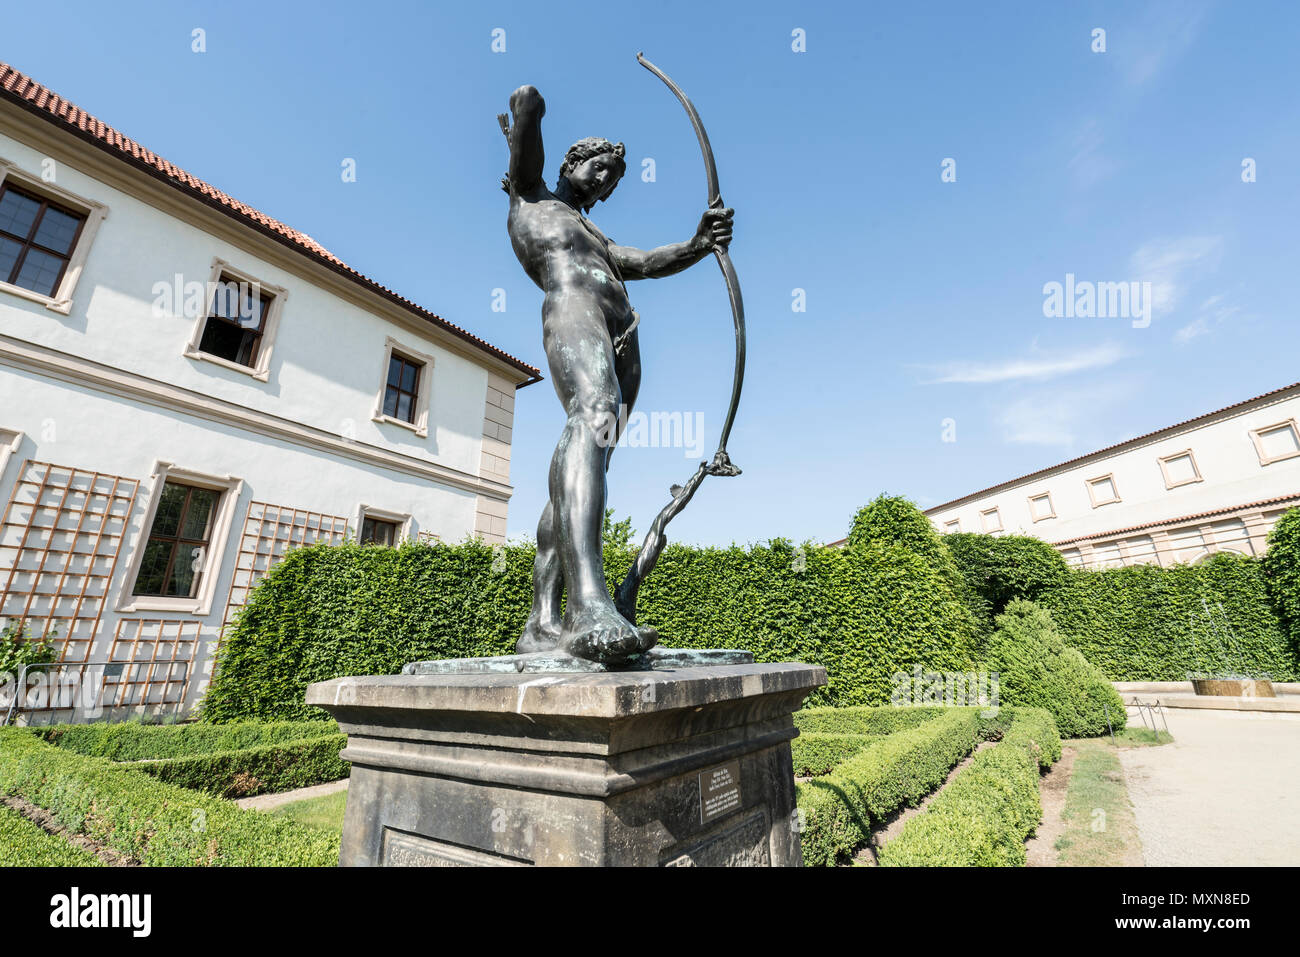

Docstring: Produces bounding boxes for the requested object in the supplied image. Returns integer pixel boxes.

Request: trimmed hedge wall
[986,601,1126,737]
[129,734,349,798]
[1264,508,1300,660]
[795,707,985,866]
[37,719,338,762]
[793,705,945,735]
[0,730,339,866]
[878,706,1060,866]
[203,530,981,721]
[945,532,1069,624]
[1040,553,1296,680]
[0,801,103,867]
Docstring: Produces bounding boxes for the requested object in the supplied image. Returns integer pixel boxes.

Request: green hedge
[795,707,985,866]
[1040,553,1296,680]
[986,601,1126,737]
[945,532,1070,625]
[0,730,339,866]
[794,705,944,735]
[878,707,1060,867]
[1264,508,1300,661]
[790,733,878,777]
[0,801,103,867]
[129,734,349,798]
[203,523,981,721]
[37,719,338,761]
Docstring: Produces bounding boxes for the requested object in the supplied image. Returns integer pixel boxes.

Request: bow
[637,52,745,478]
[614,53,746,623]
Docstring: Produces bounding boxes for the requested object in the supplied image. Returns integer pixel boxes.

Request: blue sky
[7,0,1299,546]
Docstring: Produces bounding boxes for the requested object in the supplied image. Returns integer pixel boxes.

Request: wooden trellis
[102,617,199,706]
[0,459,138,662]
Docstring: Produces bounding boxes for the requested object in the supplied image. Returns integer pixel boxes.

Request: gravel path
[235,778,348,811]
[1119,711,1300,866]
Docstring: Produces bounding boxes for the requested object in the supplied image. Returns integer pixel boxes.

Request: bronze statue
[500,55,742,666]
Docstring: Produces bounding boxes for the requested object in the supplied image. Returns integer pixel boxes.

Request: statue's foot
[562,603,659,665]
[516,617,561,654]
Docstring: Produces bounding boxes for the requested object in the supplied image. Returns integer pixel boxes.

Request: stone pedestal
[305,661,825,866]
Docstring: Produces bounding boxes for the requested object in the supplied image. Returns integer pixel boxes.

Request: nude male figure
[502,84,734,664]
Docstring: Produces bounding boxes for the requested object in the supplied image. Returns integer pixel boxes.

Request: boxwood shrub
[128,734,349,798]
[0,801,103,867]
[0,729,339,866]
[878,706,1060,867]
[36,719,338,761]
[790,733,878,777]
[985,601,1126,738]
[796,707,985,866]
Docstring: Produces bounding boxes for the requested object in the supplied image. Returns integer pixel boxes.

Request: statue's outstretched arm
[609,207,733,280]
[506,85,546,192]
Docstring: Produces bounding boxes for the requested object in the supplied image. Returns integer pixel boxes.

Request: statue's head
[559,137,626,210]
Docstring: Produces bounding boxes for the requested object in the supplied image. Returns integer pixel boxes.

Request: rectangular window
[980,507,1003,532]
[0,182,87,298]
[943,519,961,533]
[1158,450,1202,489]
[1087,474,1120,507]
[197,276,271,368]
[360,516,399,546]
[383,352,423,424]
[132,481,221,598]
[1252,420,1300,466]
[1028,492,1055,522]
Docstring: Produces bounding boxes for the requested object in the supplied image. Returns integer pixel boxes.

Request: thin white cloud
[922,343,1129,385]
[997,382,1134,447]
[1125,2,1211,86]
[1129,235,1223,314]
[1175,293,1241,344]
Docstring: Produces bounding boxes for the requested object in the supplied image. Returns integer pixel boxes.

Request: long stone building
[924,381,1300,568]
[0,63,540,722]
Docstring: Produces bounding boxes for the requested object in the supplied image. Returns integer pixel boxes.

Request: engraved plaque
[699,758,742,824]
[382,828,531,866]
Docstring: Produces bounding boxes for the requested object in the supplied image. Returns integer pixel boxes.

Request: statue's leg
[545,297,657,664]
[516,499,562,652]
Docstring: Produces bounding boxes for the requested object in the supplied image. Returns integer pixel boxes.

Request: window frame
[183,258,288,382]
[1157,449,1203,490]
[980,506,1003,533]
[116,462,243,616]
[0,427,21,482]
[354,504,413,546]
[1086,473,1121,508]
[942,519,961,534]
[372,337,435,437]
[0,159,108,315]
[1027,491,1056,523]
[1250,419,1300,467]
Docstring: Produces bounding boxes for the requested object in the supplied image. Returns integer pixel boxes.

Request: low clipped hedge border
[793,705,945,736]
[790,733,878,777]
[0,801,103,867]
[795,707,986,866]
[130,733,349,798]
[0,730,339,866]
[879,707,1061,867]
[36,719,338,762]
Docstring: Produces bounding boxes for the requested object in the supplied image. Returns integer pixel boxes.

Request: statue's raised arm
[504,85,546,194]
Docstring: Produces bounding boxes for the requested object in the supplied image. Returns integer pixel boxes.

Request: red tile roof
[1050,492,1300,547]
[924,380,1300,514]
[0,62,541,384]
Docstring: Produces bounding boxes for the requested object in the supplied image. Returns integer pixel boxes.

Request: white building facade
[0,64,540,721]
[925,383,1300,569]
